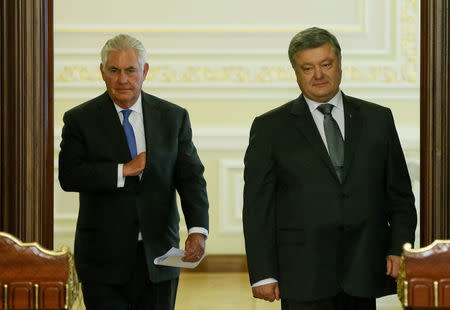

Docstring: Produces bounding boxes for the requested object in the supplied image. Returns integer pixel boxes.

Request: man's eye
[322,63,331,67]
[303,67,312,72]
[127,68,136,73]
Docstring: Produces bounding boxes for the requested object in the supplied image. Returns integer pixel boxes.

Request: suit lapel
[341,93,362,183]
[96,92,131,162]
[141,92,161,174]
[291,95,338,181]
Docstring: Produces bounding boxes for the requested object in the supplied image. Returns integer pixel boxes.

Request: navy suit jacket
[59,91,209,284]
[243,93,416,301]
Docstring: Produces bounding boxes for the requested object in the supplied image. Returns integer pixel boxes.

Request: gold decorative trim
[434,281,439,307]
[397,253,407,308]
[398,241,450,308]
[0,232,68,256]
[4,284,8,310]
[0,233,80,309]
[65,284,69,310]
[404,281,408,307]
[402,240,450,253]
[34,284,39,309]
[66,251,80,310]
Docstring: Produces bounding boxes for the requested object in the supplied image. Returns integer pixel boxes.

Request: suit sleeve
[243,117,278,284]
[58,110,125,193]
[385,109,417,255]
[174,110,209,231]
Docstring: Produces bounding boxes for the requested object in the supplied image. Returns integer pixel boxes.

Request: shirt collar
[304,90,343,113]
[113,93,143,115]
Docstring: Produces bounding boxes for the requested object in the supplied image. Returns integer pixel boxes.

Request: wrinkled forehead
[105,49,141,67]
[294,44,339,64]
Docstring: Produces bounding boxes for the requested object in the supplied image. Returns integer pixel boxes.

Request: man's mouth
[313,82,328,87]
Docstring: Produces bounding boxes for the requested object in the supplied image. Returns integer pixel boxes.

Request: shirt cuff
[188,227,209,239]
[252,278,278,287]
[117,164,125,188]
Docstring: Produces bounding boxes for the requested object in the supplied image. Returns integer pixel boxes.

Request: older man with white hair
[59,34,209,310]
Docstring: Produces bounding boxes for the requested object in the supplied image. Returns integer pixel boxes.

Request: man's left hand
[386,255,401,278]
[182,233,206,262]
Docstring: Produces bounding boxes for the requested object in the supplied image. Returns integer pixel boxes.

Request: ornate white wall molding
[55,0,371,34]
[219,159,245,234]
[54,0,418,102]
[54,23,368,33]
[54,63,417,85]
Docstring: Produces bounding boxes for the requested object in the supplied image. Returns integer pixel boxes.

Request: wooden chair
[0,232,81,310]
[398,240,450,309]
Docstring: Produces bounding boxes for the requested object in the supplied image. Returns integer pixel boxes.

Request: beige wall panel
[54,3,419,307]
[55,0,364,27]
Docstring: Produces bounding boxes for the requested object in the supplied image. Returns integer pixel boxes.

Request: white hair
[100,34,147,68]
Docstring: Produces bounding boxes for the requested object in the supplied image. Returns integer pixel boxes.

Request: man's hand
[182,233,206,262]
[252,282,280,302]
[386,255,401,278]
[123,152,146,177]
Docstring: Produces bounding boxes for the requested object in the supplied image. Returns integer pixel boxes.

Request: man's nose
[118,71,127,83]
[313,67,323,79]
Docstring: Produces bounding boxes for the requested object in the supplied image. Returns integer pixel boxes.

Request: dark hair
[288,27,341,67]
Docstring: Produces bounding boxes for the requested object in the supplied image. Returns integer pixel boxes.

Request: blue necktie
[121,109,137,159]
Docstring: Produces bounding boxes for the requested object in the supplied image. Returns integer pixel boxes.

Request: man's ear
[100,63,106,81]
[143,63,149,78]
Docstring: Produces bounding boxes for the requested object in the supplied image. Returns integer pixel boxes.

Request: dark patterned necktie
[317,104,344,182]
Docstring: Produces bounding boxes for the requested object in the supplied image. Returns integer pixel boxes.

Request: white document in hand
[153,247,205,269]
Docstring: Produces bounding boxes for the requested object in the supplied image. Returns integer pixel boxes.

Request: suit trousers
[81,242,178,310]
[281,291,376,310]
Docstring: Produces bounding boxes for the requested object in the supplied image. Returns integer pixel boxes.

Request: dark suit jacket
[243,93,416,302]
[58,91,209,284]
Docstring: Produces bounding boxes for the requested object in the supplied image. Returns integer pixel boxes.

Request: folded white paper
[154,247,205,269]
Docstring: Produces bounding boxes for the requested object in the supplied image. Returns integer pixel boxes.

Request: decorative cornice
[53,0,369,35]
[55,63,418,86]
[53,1,418,88]
[54,23,366,33]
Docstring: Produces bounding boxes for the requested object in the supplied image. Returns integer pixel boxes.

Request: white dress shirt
[252,91,344,287]
[115,95,146,186]
[113,95,208,240]
[305,90,345,149]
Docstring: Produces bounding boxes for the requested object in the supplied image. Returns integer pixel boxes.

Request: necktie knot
[122,109,132,119]
[317,103,334,115]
